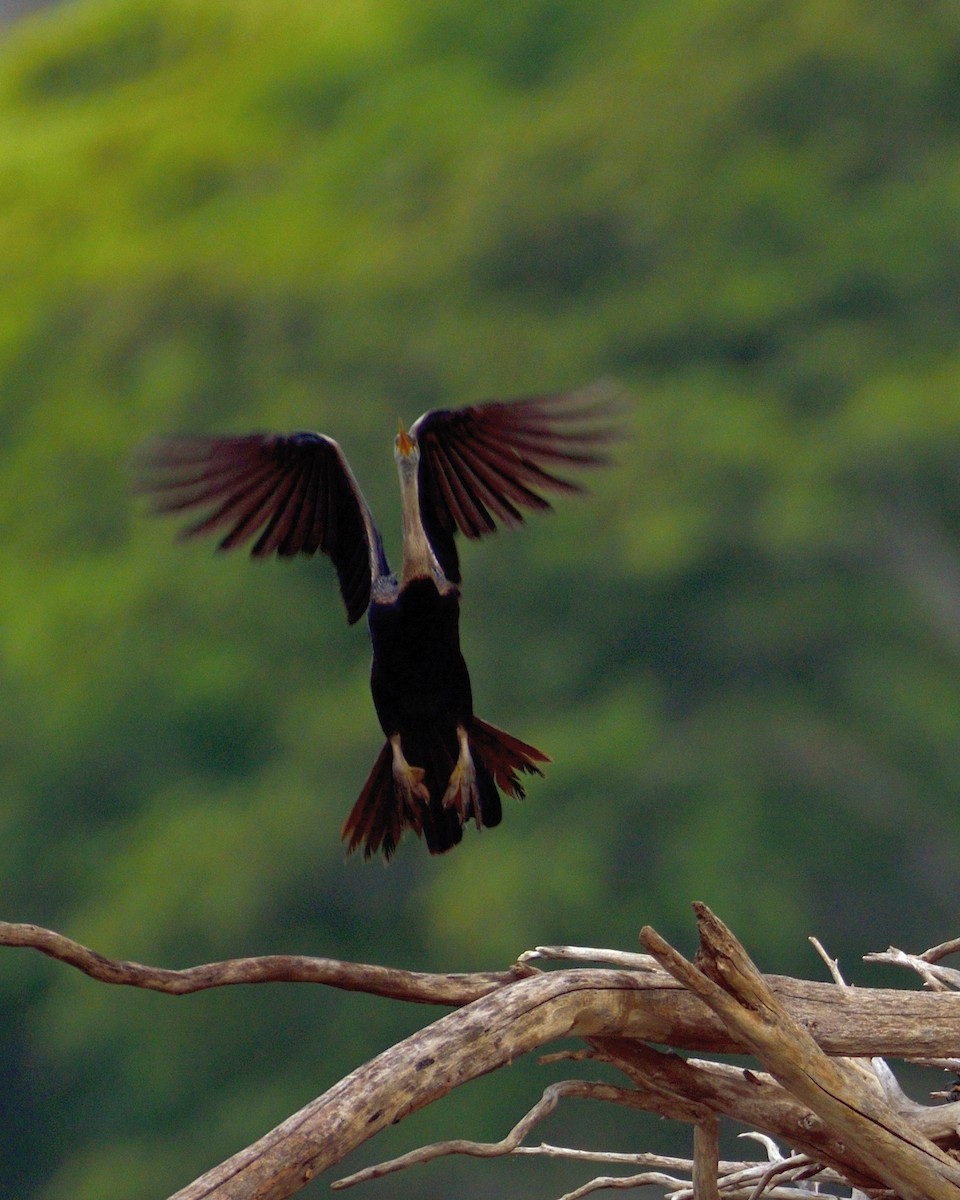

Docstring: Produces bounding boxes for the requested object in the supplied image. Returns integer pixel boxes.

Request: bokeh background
[3,0,960,1196]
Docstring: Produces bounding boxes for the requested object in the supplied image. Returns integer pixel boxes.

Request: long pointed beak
[396,419,415,457]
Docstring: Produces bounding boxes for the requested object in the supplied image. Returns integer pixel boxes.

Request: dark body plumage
[369,579,474,768]
[366,577,500,854]
[138,389,613,859]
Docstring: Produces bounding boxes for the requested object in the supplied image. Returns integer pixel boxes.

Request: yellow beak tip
[396,421,415,456]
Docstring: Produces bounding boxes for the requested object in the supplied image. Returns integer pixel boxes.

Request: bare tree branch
[521,945,663,971]
[332,1080,648,1190]
[586,1040,879,1186]
[8,907,960,1200]
[0,920,534,1004]
[641,904,960,1200]
[559,1171,688,1198]
[560,1171,689,1198]
[167,969,687,1200]
[8,918,960,1055]
[808,935,847,986]
[864,945,960,992]
[923,937,960,964]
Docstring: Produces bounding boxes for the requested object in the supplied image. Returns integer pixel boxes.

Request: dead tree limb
[642,905,960,1200]
[7,906,960,1199]
[0,920,534,1003]
[7,918,960,1054]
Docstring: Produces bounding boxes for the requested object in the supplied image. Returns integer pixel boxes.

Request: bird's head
[394,420,419,478]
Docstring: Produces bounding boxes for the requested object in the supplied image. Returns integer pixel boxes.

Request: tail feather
[469,717,550,799]
[342,719,549,860]
[340,742,408,860]
[341,740,463,860]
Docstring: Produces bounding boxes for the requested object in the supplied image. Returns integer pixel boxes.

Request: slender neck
[397,457,438,585]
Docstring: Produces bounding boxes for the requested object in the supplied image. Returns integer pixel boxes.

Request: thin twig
[744,1155,820,1200]
[809,936,847,986]
[923,938,960,964]
[513,1147,704,1169]
[559,1172,690,1199]
[515,1145,850,1200]
[737,1132,784,1162]
[332,1080,647,1189]
[539,1047,597,1065]
[864,946,960,991]
[521,945,662,972]
[810,935,906,1116]
[670,1151,839,1200]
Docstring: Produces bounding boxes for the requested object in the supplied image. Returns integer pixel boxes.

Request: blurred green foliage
[3,0,960,1195]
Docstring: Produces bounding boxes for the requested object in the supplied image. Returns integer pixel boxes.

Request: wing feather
[427,439,476,535]
[278,448,319,556]
[435,439,498,535]
[410,387,618,581]
[137,432,386,624]
[251,468,306,556]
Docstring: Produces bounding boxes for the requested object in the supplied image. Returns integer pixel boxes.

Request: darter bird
[139,389,614,859]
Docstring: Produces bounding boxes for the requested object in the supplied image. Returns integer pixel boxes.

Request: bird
[138,388,615,859]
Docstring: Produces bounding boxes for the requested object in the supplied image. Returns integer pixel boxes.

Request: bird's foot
[390,735,430,816]
[442,728,483,829]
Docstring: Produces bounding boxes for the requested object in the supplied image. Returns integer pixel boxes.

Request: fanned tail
[341,739,463,860]
[468,717,550,798]
[342,720,549,860]
[340,742,410,861]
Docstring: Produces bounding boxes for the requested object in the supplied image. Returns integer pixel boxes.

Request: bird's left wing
[137,432,387,624]
[410,388,617,583]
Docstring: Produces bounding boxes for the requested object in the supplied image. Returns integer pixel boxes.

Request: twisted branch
[7,908,960,1200]
[0,920,533,1004]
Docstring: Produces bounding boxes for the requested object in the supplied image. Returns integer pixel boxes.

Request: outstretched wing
[410,387,617,583]
[137,432,387,624]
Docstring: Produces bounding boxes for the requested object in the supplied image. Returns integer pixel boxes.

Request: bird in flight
[139,389,615,859]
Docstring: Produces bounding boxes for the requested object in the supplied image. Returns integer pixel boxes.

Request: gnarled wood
[643,905,960,1200]
[6,908,960,1199]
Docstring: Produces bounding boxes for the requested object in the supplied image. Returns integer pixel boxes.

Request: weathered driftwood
[4,906,960,1200]
[643,906,960,1200]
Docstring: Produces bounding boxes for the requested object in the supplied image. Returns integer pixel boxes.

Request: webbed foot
[390,734,429,815]
[442,725,483,828]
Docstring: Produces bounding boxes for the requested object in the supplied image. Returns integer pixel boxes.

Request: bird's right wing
[410,387,617,583]
[137,432,387,624]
